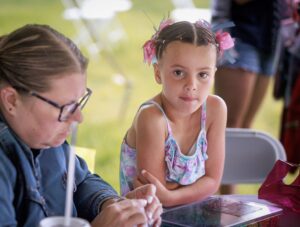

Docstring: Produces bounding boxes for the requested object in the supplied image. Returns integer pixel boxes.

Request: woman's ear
[153,63,162,84]
[0,87,18,115]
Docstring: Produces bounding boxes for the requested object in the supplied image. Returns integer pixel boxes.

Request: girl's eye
[173,70,184,78]
[199,72,209,79]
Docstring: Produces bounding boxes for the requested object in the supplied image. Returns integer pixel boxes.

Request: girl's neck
[158,93,199,124]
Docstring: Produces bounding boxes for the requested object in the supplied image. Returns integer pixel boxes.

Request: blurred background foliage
[0,0,283,193]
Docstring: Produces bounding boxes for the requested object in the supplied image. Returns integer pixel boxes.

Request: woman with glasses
[0,24,162,227]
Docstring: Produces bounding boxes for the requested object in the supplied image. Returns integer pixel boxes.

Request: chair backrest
[222,128,287,185]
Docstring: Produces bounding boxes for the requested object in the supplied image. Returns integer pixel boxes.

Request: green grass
[0,0,284,194]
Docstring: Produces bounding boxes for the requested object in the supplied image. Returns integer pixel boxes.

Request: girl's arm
[140,96,227,207]
[134,104,170,189]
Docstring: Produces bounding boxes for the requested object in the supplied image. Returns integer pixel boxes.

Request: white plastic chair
[170,0,212,22]
[222,128,287,185]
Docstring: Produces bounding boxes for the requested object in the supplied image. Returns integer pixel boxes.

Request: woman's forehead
[47,73,87,97]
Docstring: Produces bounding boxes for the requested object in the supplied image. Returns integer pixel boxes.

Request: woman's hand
[92,184,162,227]
[126,184,162,227]
[91,199,148,227]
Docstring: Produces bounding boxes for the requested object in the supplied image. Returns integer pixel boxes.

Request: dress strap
[141,100,172,133]
[201,101,206,131]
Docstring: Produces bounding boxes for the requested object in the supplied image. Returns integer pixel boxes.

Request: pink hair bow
[143,39,156,65]
[215,31,235,53]
[143,18,175,65]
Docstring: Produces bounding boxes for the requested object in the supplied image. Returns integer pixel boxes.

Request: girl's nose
[185,76,197,91]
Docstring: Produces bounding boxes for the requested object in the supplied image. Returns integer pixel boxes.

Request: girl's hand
[140,169,172,205]
[126,184,162,227]
[134,171,180,191]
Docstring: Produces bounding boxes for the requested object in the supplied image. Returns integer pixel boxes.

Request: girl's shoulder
[205,95,227,125]
[127,99,168,148]
[135,99,166,125]
[206,94,227,113]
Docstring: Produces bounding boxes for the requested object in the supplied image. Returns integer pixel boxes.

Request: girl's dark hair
[154,21,220,61]
[0,24,88,92]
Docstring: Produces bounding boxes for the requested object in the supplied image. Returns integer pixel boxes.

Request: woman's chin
[43,139,66,149]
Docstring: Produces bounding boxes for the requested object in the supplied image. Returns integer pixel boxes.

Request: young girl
[120,19,234,207]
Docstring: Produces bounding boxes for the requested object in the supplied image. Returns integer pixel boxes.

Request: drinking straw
[64,122,78,226]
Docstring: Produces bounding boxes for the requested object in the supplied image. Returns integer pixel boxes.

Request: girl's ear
[213,67,217,78]
[0,87,19,115]
[153,63,162,84]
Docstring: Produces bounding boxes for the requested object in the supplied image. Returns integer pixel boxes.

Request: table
[161,194,299,226]
[224,195,300,227]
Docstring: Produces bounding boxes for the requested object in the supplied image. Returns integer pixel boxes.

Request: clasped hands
[91,183,162,227]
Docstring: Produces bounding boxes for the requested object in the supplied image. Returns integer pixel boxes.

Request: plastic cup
[39,216,91,227]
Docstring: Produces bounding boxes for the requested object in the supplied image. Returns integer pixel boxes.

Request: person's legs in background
[215,39,274,194]
[215,67,257,128]
[242,75,271,128]
[215,68,271,194]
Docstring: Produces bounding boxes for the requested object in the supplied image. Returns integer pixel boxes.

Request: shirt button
[41,197,46,205]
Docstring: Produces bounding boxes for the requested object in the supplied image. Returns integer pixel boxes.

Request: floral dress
[119,100,208,196]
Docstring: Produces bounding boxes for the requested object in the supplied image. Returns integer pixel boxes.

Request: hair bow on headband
[213,21,235,54]
[143,40,156,65]
[215,31,234,52]
[195,19,235,53]
[211,21,236,63]
[143,19,174,65]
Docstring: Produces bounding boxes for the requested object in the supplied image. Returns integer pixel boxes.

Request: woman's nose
[70,107,84,124]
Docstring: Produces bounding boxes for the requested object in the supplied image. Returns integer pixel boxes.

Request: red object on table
[258,160,300,213]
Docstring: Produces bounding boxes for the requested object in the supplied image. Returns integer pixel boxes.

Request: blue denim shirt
[0,119,120,227]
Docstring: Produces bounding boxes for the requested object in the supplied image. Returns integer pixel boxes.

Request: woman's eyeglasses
[14,86,92,122]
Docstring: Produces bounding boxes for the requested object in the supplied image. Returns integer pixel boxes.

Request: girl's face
[154,41,217,115]
[12,73,88,149]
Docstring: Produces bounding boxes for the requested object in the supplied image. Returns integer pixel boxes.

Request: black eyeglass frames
[14,86,92,122]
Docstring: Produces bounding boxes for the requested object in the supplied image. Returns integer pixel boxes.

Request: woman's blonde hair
[0,24,88,92]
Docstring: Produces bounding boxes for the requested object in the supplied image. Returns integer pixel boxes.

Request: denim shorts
[220,38,276,77]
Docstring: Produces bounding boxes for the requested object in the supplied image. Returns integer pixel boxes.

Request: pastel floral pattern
[120,101,208,195]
